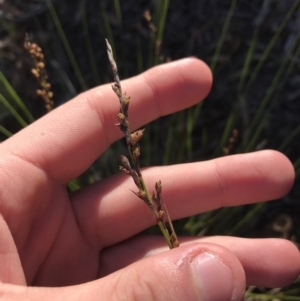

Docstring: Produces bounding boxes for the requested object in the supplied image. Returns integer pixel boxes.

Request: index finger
[1,58,212,182]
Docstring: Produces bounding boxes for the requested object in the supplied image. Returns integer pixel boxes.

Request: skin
[0,58,298,300]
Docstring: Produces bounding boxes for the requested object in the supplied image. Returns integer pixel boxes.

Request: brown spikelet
[105,39,179,249]
[24,34,54,112]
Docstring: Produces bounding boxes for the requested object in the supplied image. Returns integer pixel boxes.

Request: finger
[0,215,26,285]
[72,150,295,247]
[1,243,245,301]
[193,236,300,287]
[1,58,212,182]
[99,235,300,288]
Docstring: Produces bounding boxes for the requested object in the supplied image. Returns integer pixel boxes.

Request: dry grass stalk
[143,9,157,38]
[24,34,54,112]
[105,39,179,249]
[223,129,238,155]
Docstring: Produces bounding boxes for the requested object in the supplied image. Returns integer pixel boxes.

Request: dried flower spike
[24,34,54,112]
[222,129,238,155]
[105,39,179,249]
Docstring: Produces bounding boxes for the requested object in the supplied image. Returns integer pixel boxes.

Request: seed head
[130,129,145,146]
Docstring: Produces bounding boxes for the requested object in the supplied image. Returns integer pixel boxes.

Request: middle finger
[71,150,294,248]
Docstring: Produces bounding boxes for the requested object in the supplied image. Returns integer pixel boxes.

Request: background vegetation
[0,0,300,299]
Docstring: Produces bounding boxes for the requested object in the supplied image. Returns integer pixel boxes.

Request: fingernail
[191,252,235,301]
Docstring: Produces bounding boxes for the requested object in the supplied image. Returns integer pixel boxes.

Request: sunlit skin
[0,58,299,300]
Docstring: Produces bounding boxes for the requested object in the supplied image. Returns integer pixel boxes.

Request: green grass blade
[212,107,236,157]
[0,71,34,123]
[162,111,186,165]
[185,108,195,161]
[279,124,300,152]
[210,0,238,72]
[188,0,238,147]
[45,0,87,91]
[51,60,77,96]
[237,0,273,93]
[113,0,123,27]
[100,2,116,64]
[245,32,300,151]
[228,202,265,235]
[0,93,28,128]
[245,292,300,301]
[294,157,300,175]
[0,125,13,138]
[67,179,82,192]
[80,0,101,85]
[163,115,175,165]
[153,0,170,65]
[155,0,169,43]
[185,102,204,160]
[245,108,271,152]
[243,0,300,95]
[174,111,187,163]
[213,0,266,157]
[136,37,144,73]
[237,22,261,94]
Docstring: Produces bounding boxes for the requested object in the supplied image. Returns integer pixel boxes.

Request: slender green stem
[80,0,100,84]
[0,125,13,138]
[45,0,87,91]
[212,106,236,157]
[153,0,170,65]
[157,220,172,249]
[113,0,123,27]
[67,179,81,192]
[294,157,300,174]
[245,292,300,301]
[228,203,265,235]
[0,93,28,128]
[210,0,238,72]
[279,125,300,152]
[101,3,116,64]
[0,71,34,123]
[245,30,300,151]
[243,0,300,96]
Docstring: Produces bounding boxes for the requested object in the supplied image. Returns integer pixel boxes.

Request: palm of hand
[0,155,99,285]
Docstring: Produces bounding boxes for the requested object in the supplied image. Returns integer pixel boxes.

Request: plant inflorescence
[24,34,54,112]
[106,39,179,249]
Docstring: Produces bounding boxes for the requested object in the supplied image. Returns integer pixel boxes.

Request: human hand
[0,58,299,300]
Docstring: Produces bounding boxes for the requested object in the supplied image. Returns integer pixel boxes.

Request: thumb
[1,243,245,301]
[100,242,245,301]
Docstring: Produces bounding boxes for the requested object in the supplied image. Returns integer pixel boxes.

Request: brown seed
[120,155,131,171]
[31,68,39,77]
[130,129,145,145]
[123,95,130,106]
[133,146,140,160]
[138,189,147,199]
[155,180,162,196]
[118,112,126,123]
[158,210,164,219]
[170,233,179,247]
[119,166,131,174]
[36,89,45,96]
[37,62,45,69]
